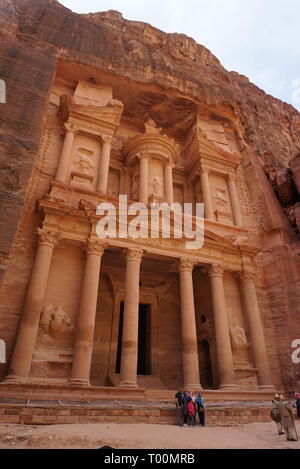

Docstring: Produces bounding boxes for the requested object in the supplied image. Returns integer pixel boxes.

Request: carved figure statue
[76,149,94,174]
[214,188,228,208]
[40,305,73,341]
[144,119,162,134]
[151,175,162,196]
[230,324,249,352]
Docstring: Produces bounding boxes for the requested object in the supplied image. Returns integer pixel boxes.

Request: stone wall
[0,404,272,426]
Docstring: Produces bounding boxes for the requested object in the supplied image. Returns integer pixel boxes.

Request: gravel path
[0,421,299,449]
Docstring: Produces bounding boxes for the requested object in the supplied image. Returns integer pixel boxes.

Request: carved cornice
[60,93,124,138]
[37,229,62,248]
[208,263,224,278]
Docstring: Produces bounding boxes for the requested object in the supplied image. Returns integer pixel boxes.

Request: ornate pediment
[59,94,124,135]
[186,122,242,176]
[123,126,180,166]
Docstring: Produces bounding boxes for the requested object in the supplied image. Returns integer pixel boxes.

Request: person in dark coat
[175,390,183,426]
[182,392,189,427]
[196,393,206,426]
[295,393,300,419]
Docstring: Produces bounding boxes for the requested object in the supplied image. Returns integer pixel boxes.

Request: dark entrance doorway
[199,340,213,389]
[115,302,151,375]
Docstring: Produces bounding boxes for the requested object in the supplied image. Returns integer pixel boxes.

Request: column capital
[208,263,224,278]
[228,173,237,182]
[101,134,113,145]
[124,248,144,262]
[64,121,79,135]
[86,239,106,256]
[199,164,210,175]
[179,258,195,272]
[240,270,257,284]
[137,151,150,161]
[37,229,62,248]
[164,160,175,169]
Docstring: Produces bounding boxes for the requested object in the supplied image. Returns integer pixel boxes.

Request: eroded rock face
[0,0,300,391]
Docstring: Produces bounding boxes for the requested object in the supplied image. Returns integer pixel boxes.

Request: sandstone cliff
[0,0,300,390]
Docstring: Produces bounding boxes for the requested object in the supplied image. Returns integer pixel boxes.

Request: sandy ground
[0,421,299,449]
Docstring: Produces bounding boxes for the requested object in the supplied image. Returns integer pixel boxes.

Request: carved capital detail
[179,258,195,272]
[208,263,224,278]
[137,151,150,161]
[37,229,62,248]
[228,173,237,182]
[86,239,106,256]
[64,122,79,134]
[124,248,144,263]
[240,271,256,284]
[101,134,113,145]
[164,161,175,169]
[199,164,210,175]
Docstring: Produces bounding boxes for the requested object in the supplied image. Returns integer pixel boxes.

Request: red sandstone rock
[0,0,299,395]
[291,155,300,194]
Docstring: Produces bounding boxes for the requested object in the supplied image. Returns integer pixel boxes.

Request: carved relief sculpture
[230,324,250,365]
[39,305,74,345]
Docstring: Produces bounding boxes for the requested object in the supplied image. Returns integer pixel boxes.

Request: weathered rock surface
[0,0,300,391]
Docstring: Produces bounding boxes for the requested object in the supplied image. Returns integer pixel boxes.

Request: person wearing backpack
[175,390,184,427]
[271,394,284,435]
[196,392,206,426]
[277,394,298,441]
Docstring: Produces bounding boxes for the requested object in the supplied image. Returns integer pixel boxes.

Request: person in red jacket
[187,397,196,427]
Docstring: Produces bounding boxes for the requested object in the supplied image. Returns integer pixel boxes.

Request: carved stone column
[69,240,105,386]
[6,229,61,381]
[164,162,174,204]
[179,258,202,389]
[139,155,149,204]
[240,271,275,390]
[199,167,214,220]
[208,264,238,390]
[228,174,243,227]
[97,135,113,194]
[119,249,143,387]
[55,123,76,183]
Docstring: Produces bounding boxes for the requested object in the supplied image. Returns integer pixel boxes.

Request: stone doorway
[115,302,152,376]
[199,340,214,389]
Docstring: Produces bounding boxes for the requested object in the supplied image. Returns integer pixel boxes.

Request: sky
[59,0,300,109]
